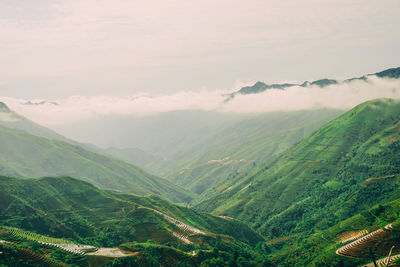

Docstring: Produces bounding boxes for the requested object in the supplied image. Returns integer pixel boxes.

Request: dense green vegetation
[0,119,191,203]
[0,226,269,267]
[165,109,342,201]
[195,99,400,241]
[267,197,400,266]
[0,175,268,266]
[3,93,400,265]
[0,175,262,247]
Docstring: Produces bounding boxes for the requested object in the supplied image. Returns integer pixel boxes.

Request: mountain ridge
[228,67,400,98]
[0,109,192,203]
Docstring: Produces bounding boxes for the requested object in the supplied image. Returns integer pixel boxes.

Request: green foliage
[0,226,73,244]
[0,175,262,248]
[0,242,69,267]
[121,239,269,267]
[269,197,400,266]
[0,123,191,203]
[195,99,400,242]
[165,109,342,201]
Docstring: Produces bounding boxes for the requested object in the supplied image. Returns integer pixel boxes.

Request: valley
[1,68,400,266]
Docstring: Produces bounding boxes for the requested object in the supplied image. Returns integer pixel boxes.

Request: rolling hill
[0,175,263,246]
[195,98,400,241]
[0,175,266,266]
[0,103,191,203]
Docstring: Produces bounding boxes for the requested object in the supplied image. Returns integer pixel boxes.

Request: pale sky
[0,0,399,99]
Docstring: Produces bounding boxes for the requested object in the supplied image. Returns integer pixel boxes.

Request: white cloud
[223,76,400,113]
[0,76,399,126]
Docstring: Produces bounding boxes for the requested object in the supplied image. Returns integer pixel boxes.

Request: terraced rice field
[0,241,67,267]
[172,232,191,244]
[336,229,368,243]
[1,226,72,244]
[363,253,400,267]
[336,224,393,258]
[153,209,205,244]
[38,241,97,255]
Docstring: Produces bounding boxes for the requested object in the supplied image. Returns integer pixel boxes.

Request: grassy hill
[195,98,400,241]
[0,175,267,266]
[0,226,267,266]
[0,175,263,246]
[0,122,192,203]
[165,109,342,201]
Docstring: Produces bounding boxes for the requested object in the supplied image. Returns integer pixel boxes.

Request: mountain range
[195,98,400,241]
[228,67,400,98]
[1,67,400,266]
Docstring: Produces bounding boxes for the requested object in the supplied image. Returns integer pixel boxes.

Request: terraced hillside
[265,196,400,266]
[0,224,267,266]
[0,226,139,266]
[195,99,400,240]
[335,226,391,258]
[0,175,263,247]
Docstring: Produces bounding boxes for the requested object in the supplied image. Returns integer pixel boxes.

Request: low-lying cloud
[1,75,400,126]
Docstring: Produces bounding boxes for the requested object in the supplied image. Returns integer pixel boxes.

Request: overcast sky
[0,0,399,99]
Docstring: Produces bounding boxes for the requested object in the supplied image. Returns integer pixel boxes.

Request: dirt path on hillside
[86,248,139,258]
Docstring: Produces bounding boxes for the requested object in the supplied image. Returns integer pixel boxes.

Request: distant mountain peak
[23,100,59,106]
[372,67,400,79]
[227,66,400,100]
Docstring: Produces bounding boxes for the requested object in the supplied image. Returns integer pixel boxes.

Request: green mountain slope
[0,102,69,142]
[105,146,162,167]
[0,175,263,246]
[78,110,342,204]
[0,175,267,266]
[165,109,343,200]
[195,98,400,240]
[0,123,191,203]
[263,197,400,266]
[54,110,245,161]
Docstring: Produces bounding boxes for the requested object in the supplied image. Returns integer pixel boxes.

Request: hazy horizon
[1,0,399,99]
[0,74,399,128]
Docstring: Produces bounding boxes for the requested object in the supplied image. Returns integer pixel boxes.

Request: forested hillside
[165,109,342,201]
[195,99,400,241]
[268,197,400,266]
[0,175,268,266]
[0,175,262,246]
